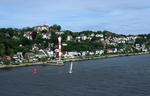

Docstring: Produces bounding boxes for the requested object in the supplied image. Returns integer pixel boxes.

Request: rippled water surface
[0,54,150,96]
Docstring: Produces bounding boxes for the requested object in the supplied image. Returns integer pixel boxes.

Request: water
[0,54,150,96]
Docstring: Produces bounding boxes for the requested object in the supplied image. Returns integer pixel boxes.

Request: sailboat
[69,62,73,74]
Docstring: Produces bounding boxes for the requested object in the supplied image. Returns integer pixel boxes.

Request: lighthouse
[57,36,63,64]
[58,36,62,61]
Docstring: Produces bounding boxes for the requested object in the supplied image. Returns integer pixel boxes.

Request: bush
[39,57,48,63]
[3,59,11,65]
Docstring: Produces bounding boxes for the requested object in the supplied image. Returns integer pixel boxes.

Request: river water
[0,54,150,96]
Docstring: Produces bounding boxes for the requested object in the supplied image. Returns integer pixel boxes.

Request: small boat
[69,62,73,74]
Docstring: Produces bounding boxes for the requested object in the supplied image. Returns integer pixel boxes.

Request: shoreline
[63,52,150,62]
[0,52,150,69]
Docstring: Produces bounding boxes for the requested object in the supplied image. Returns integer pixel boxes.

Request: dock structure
[57,36,64,64]
[57,60,64,64]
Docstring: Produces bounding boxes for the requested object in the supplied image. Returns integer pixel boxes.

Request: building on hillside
[142,44,148,52]
[55,32,64,35]
[67,35,73,41]
[95,50,104,55]
[80,34,87,40]
[42,32,51,39]
[34,25,49,32]
[80,51,88,56]
[118,49,124,53]
[127,39,135,44]
[95,34,103,38]
[87,36,92,40]
[107,48,113,53]
[76,36,81,42]
[105,39,110,45]
[35,49,47,58]
[107,48,117,53]
[24,52,35,60]
[32,44,39,51]
[12,52,24,63]
[135,44,141,51]
[24,32,32,40]
[4,56,11,60]
[89,51,95,55]
[90,33,95,37]
[62,51,68,58]
[47,51,55,58]
[66,51,80,58]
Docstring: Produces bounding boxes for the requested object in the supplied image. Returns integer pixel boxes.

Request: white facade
[34,25,49,32]
[67,52,80,58]
[42,33,51,39]
[95,34,103,38]
[67,35,73,41]
[35,49,47,58]
[90,33,95,37]
[24,32,32,40]
[89,52,94,55]
[81,36,87,40]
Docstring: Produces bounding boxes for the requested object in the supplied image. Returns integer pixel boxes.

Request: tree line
[0,24,150,57]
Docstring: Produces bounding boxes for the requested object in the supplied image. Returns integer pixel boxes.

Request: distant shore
[0,52,150,69]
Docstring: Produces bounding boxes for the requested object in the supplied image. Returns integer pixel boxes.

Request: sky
[0,0,150,35]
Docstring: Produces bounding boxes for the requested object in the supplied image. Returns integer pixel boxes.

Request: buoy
[34,68,37,75]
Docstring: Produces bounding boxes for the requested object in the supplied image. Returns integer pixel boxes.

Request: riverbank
[63,52,150,62]
[0,52,150,69]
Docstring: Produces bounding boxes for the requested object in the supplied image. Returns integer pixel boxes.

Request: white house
[81,51,87,56]
[35,49,47,58]
[67,51,80,58]
[24,32,32,40]
[95,34,103,38]
[42,32,51,39]
[142,44,148,52]
[95,50,104,55]
[87,37,92,40]
[89,51,95,55]
[67,35,73,41]
[107,48,117,53]
[135,44,141,51]
[46,50,55,57]
[90,33,95,37]
[81,35,87,40]
[55,32,64,35]
[107,48,113,53]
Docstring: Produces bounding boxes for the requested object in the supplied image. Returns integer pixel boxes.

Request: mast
[69,62,73,73]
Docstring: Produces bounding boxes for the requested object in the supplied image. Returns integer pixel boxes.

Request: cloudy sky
[0,0,150,34]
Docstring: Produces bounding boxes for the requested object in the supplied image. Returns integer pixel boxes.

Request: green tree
[3,59,11,65]
[0,44,5,56]
[80,30,93,36]
[147,34,150,40]
[116,43,124,49]
[50,24,61,31]
[20,37,32,46]
[125,44,132,53]
[50,31,58,45]
[39,57,48,64]
[135,38,146,45]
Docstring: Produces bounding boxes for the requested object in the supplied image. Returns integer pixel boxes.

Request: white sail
[69,62,73,74]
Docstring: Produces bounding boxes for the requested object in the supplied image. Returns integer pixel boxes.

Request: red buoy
[34,68,37,75]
